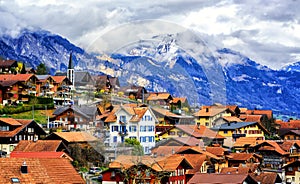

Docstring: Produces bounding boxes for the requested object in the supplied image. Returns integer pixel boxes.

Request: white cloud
[0,0,300,69]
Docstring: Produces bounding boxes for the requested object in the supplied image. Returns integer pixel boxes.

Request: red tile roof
[245,110,273,119]
[0,59,17,67]
[13,140,63,152]
[0,158,84,183]
[233,137,261,148]
[52,132,98,143]
[256,141,289,155]
[183,154,207,174]
[249,172,281,184]
[151,107,181,118]
[239,114,262,122]
[220,167,251,174]
[172,97,187,103]
[227,153,254,161]
[278,121,300,129]
[52,76,67,83]
[10,151,73,161]
[206,147,225,156]
[0,118,22,126]
[0,74,35,82]
[223,116,242,122]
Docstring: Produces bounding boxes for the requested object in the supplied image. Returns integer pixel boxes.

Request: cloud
[0,0,300,69]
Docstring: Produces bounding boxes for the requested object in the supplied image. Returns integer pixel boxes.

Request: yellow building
[194,105,232,128]
[212,121,269,148]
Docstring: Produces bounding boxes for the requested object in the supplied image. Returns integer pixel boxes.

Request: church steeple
[67,52,75,88]
[68,52,74,69]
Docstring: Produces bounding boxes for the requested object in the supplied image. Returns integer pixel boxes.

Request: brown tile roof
[249,172,281,184]
[175,125,224,139]
[104,106,119,122]
[183,154,207,174]
[239,114,262,122]
[0,158,84,183]
[52,132,98,143]
[206,147,225,157]
[176,146,222,160]
[10,151,73,161]
[13,140,63,152]
[151,146,186,157]
[256,140,289,155]
[147,93,172,101]
[227,153,254,161]
[169,137,205,147]
[188,173,253,184]
[194,106,228,117]
[278,121,300,129]
[245,110,273,119]
[220,167,251,174]
[158,154,193,171]
[0,119,33,138]
[233,137,262,148]
[131,107,148,122]
[0,118,22,126]
[104,106,149,123]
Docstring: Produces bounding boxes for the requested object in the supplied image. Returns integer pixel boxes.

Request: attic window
[11,178,20,183]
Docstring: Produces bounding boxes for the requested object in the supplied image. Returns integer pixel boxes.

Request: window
[205,122,209,126]
[19,135,22,141]
[120,125,126,132]
[145,146,149,153]
[298,167,300,171]
[143,115,152,121]
[148,136,155,142]
[119,115,126,123]
[168,131,175,135]
[79,117,83,122]
[112,126,119,132]
[140,136,146,142]
[140,126,146,132]
[224,130,228,134]
[147,125,154,132]
[129,125,137,132]
[288,167,293,171]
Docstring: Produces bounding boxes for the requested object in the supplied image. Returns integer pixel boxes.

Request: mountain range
[0,29,299,117]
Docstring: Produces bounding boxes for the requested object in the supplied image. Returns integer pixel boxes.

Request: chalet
[193,105,233,128]
[157,125,225,146]
[0,118,46,155]
[212,121,269,148]
[0,59,18,74]
[147,92,173,107]
[279,140,300,162]
[94,75,120,93]
[226,153,260,167]
[119,85,147,102]
[233,137,262,152]
[104,105,157,154]
[52,75,73,105]
[280,129,300,140]
[45,132,98,147]
[0,158,84,183]
[74,71,95,92]
[0,74,38,104]
[283,160,300,184]
[254,140,289,175]
[51,105,98,130]
[171,97,190,114]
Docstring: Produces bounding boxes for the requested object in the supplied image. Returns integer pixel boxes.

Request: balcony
[232,133,246,139]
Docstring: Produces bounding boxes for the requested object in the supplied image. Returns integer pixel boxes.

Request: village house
[193,104,233,128]
[0,118,46,155]
[12,140,69,153]
[147,92,173,108]
[170,97,190,115]
[0,74,38,104]
[212,121,269,148]
[157,124,225,146]
[104,105,157,154]
[50,105,98,131]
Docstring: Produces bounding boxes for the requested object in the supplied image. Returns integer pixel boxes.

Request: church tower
[67,52,75,88]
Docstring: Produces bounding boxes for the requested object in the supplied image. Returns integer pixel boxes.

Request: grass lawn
[10,109,55,125]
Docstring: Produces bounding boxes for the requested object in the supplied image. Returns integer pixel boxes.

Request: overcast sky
[1,0,300,69]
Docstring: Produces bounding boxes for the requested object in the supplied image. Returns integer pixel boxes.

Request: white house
[105,105,157,154]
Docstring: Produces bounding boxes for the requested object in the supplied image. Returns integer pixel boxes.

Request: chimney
[20,161,28,174]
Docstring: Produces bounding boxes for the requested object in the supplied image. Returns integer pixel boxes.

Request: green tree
[36,63,48,75]
[125,138,144,156]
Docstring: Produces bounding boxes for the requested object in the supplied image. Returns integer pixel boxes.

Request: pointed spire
[68,52,74,69]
